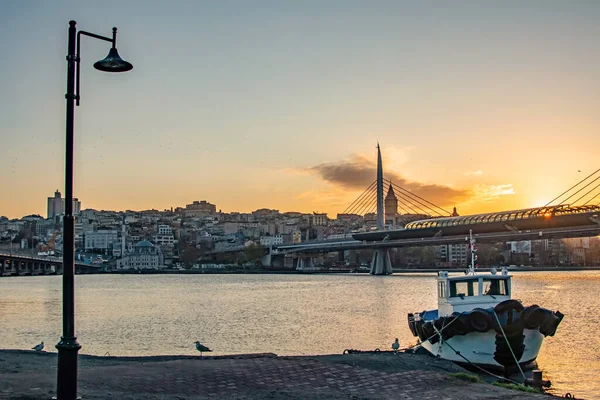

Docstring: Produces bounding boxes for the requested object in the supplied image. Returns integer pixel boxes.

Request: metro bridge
[215,146,600,274]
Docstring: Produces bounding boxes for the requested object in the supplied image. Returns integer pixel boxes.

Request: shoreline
[2,265,600,278]
[0,349,550,399]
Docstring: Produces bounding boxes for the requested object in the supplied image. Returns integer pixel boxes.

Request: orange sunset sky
[1,1,599,219]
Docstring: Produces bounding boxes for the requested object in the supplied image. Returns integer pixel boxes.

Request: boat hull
[420,328,544,369]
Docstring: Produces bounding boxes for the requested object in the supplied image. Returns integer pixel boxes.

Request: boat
[407,230,564,370]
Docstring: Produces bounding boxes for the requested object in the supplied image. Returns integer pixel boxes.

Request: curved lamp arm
[75,29,117,106]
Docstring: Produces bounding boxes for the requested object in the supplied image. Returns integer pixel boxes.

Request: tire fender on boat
[468,308,493,332]
[539,310,564,337]
[521,305,544,329]
[449,313,471,335]
[494,299,524,314]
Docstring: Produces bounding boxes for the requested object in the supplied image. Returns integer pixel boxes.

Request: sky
[1,1,599,219]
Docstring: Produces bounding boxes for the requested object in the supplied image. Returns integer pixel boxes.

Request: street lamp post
[56,20,132,400]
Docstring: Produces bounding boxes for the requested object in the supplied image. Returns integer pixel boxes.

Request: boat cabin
[437,268,511,316]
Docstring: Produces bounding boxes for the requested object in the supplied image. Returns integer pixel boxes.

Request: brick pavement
[0,352,549,399]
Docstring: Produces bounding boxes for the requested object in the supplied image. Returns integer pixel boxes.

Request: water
[1,271,598,399]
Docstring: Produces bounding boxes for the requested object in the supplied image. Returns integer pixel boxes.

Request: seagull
[32,342,44,352]
[195,341,212,356]
[392,338,400,352]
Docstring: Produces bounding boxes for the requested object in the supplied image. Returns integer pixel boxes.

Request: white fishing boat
[407,231,563,370]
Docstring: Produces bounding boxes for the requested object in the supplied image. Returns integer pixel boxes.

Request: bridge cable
[395,197,421,215]
[320,181,376,238]
[572,181,600,206]
[384,179,437,215]
[344,182,377,216]
[545,168,600,206]
[559,174,600,206]
[337,181,377,216]
[384,178,450,216]
[353,188,378,217]
[583,191,600,206]
[388,186,434,216]
[322,187,377,239]
[384,179,448,216]
[382,182,433,216]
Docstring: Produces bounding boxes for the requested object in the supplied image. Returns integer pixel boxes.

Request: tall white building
[47,190,64,218]
[47,190,81,218]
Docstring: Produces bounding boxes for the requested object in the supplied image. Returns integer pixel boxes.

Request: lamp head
[93,47,133,73]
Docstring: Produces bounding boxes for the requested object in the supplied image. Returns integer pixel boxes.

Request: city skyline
[2,1,599,219]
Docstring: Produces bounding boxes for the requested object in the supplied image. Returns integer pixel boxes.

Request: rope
[412,314,523,385]
[440,339,521,385]
[492,311,526,381]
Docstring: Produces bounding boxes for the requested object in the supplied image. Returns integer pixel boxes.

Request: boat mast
[468,229,477,275]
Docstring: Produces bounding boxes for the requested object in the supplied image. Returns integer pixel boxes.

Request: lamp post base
[55,336,82,400]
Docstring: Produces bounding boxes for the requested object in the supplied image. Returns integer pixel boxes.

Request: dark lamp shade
[93,47,133,72]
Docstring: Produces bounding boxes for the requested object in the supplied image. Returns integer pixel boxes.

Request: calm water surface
[1,271,598,399]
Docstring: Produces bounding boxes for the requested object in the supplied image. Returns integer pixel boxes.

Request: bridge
[0,253,103,276]
[213,146,600,274]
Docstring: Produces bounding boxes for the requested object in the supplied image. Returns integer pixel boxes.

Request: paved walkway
[0,351,548,399]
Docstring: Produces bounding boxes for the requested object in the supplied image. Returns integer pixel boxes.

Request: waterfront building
[117,240,164,269]
[438,244,469,265]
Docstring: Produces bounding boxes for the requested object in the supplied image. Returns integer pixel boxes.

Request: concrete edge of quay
[0,349,556,399]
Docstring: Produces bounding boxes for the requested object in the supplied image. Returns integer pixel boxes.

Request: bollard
[532,370,543,390]
[525,369,551,390]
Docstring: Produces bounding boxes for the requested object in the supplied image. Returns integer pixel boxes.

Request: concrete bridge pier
[296,256,317,271]
[0,259,8,276]
[370,248,392,275]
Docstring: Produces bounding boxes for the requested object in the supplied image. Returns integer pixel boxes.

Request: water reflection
[0,271,598,398]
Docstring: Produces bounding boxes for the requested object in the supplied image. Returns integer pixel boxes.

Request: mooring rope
[492,311,526,381]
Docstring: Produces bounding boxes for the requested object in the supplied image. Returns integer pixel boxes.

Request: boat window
[449,280,475,298]
[438,281,446,298]
[482,279,509,296]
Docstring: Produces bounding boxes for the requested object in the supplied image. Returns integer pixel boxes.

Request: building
[385,183,398,219]
[35,219,56,236]
[184,200,216,217]
[157,224,172,235]
[439,244,468,265]
[310,213,328,226]
[118,240,164,269]
[153,234,175,246]
[84,230,119,252]
[47,190,81,218]
[47,190,64,218]
[259,235,284,247]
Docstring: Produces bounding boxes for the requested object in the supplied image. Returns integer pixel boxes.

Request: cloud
[465,170,484,176]
[473,184,516,202]
[308,154,471,207]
